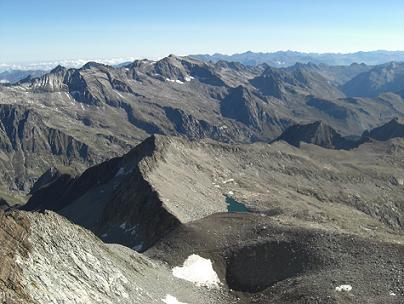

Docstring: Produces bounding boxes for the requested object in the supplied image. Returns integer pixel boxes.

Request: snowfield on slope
[162,294,188,304]
[172,254,220,288]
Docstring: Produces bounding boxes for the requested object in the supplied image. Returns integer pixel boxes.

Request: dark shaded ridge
[99,164,181,251]
[24,135,182,251]
[23,136,156,211]
[362,117,404,141]
[275,121,358,150]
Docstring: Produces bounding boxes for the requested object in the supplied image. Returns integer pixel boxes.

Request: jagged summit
[50,65,67,74]
[81,61,111,70]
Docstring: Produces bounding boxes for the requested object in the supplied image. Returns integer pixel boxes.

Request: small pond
[225,196,250,213]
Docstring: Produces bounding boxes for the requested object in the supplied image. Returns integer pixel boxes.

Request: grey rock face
[0,210,229,304]
[0,104,97,193]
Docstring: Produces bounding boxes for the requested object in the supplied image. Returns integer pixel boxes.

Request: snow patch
[222,178,234,184]
[335,285,352,292]
[161,295,188,304]
[184,76,194,82]
[172,254,220,288]
[165,78,184,84]
[389,292,396,296]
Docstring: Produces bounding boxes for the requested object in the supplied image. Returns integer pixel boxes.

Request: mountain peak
[50,65,67,74]
[81,61,109,70]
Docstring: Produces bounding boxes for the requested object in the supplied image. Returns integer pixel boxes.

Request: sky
[1,0,404,65]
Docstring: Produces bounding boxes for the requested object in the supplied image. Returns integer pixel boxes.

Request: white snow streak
[165,78,184,84]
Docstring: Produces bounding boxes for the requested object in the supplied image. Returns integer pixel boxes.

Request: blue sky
[1,0,404,63]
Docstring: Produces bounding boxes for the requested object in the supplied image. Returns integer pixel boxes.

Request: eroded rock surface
[0,210,232,304]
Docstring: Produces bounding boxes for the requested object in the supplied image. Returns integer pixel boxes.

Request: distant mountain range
[191,50,404,67]
[2,55,404,196]
[3,50,404,84]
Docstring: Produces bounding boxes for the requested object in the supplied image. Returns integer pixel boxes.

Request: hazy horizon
[1,49,404,72]
[1,0,404,64]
